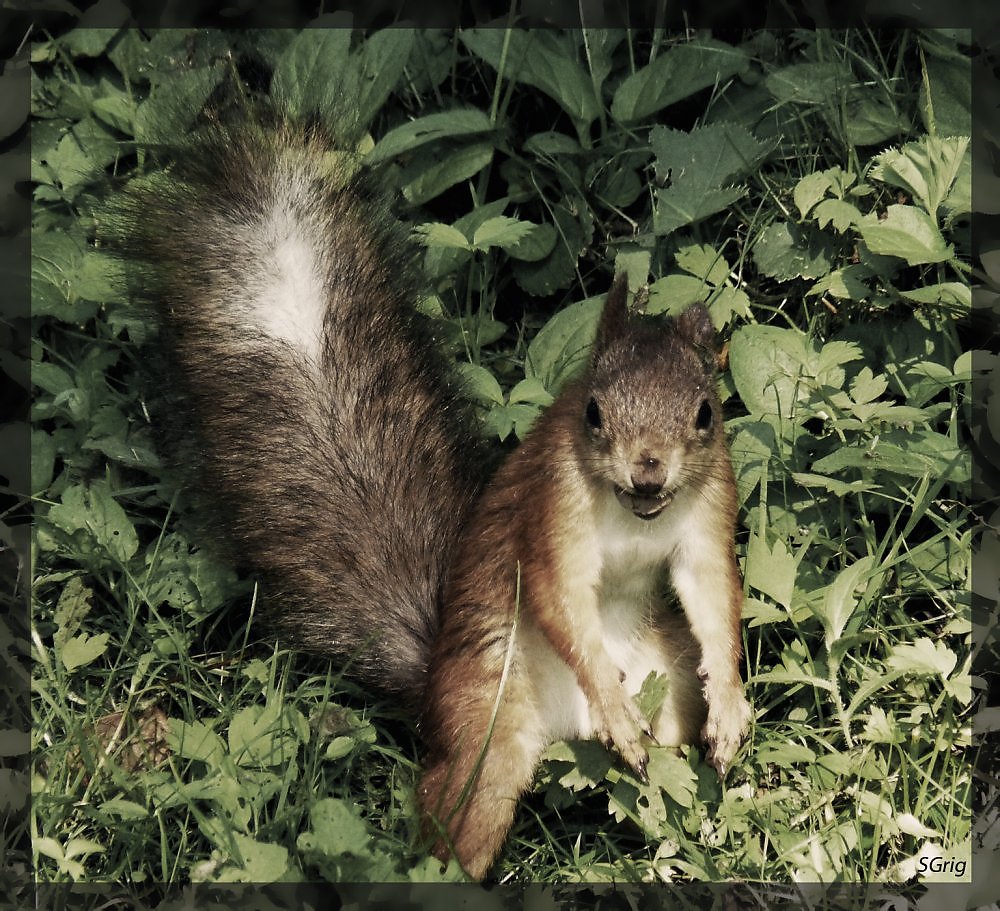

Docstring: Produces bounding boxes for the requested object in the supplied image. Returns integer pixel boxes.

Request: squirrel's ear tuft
[593,273,630,358]
[674,302,717,355]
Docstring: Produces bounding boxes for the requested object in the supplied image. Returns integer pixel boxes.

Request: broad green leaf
[524,294,605,393]
[728,324,809,417]
[225,833,289,882]
[646,274,711,315]
[506,222,557,262]
[674,243,730,286]
[352,28,416,133]
[611,39,748,123]
[270,27,352,123]
[898,282,970,311]
[168,719,225,766]
[857,205,953,266]
[46,482,139,565]
[794,170,835,218]
[297,797,372,857]
[401,142,494,205]
[59,632,109,671]
[650,123,772,235]
[461,30,601,136]
[472,216,534,250]
[752,221,833,281]
[812,199,862,232]
[816,555,877,650]
[764,61,852,105]
[368,109,494,164]
[745,532,796,609]
[413,222,471,251]
[455,363,504,406]
[919,50,971,136]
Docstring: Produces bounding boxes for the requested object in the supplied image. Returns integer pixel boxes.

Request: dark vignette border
[10,0,996,909]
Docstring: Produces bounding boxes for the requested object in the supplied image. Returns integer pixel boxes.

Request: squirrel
[110,112,751,880]
[418,274,752,878]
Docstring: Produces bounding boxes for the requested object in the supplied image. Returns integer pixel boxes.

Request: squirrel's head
[582,274,725,520]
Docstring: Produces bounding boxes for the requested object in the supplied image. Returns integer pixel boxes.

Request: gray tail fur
[108,113,485,696]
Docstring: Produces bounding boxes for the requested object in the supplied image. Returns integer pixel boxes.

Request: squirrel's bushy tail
[111,114,484,695]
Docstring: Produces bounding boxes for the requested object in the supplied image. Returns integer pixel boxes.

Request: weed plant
[27,25,978,889]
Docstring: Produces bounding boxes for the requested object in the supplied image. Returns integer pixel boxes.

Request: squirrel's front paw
[593,691,654,783]
[701,690,751,777]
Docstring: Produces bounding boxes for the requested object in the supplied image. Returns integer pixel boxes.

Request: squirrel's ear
[674,302,717,352]
[593,273,630,357]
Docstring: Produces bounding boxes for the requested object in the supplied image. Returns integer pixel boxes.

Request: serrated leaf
[413,222,470,251]
[857,205,953,266]
[674,242,730,286]
[611,39,748,123]
[812,199,862,232]
[270,27,352,122]
[886,638,957,678]
[53,576,94,650]
[455,362,504,405]
[646,274,711,315]
[871,136,969,218]
[505,222,556,262]
[472,216,534,250]
[650,123,772,235]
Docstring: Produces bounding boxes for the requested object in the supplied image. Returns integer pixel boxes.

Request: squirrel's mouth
[614,486,674,521]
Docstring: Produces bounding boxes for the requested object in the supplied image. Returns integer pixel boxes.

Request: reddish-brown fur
[419,276,751,879]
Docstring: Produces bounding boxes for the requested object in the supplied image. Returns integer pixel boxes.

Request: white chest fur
[525,485,702,743]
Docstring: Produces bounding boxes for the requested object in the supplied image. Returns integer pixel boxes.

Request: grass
[24,22,984,896]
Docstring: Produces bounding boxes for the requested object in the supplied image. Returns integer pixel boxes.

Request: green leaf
[461,30,601,137]
[352,28,416,134]
[745,532,796,609]
[367,109,494,164]
[401,141,494,205]
[728,324,809,418]
[270,27,352,123]
[224,833,289,883]
[857,205,953,266]
[871,136,970,218]
[650,123,772,235]
[886,637,958,679]
[524,294,605,393]
[815,556,877,650]
[646,274,711,315]
[53,576,94,650]
[413,222,470,251]
[919,50,971,136]
[454,363,504,406]
[752,222,833,281]
[812,199,862,233]
[168,719,225,766]
[59,632,110,672]
[764,61,852,105]
[297,797,372,857]
[46,482,139,566]
[611,39,748,124]
[472,216,534,251]
[794,170,836,218]
[505,222,557,262]
[898,281,970,312]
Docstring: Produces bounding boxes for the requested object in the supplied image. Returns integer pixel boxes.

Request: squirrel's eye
[695,399,713,432]
[585,397,602,429]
